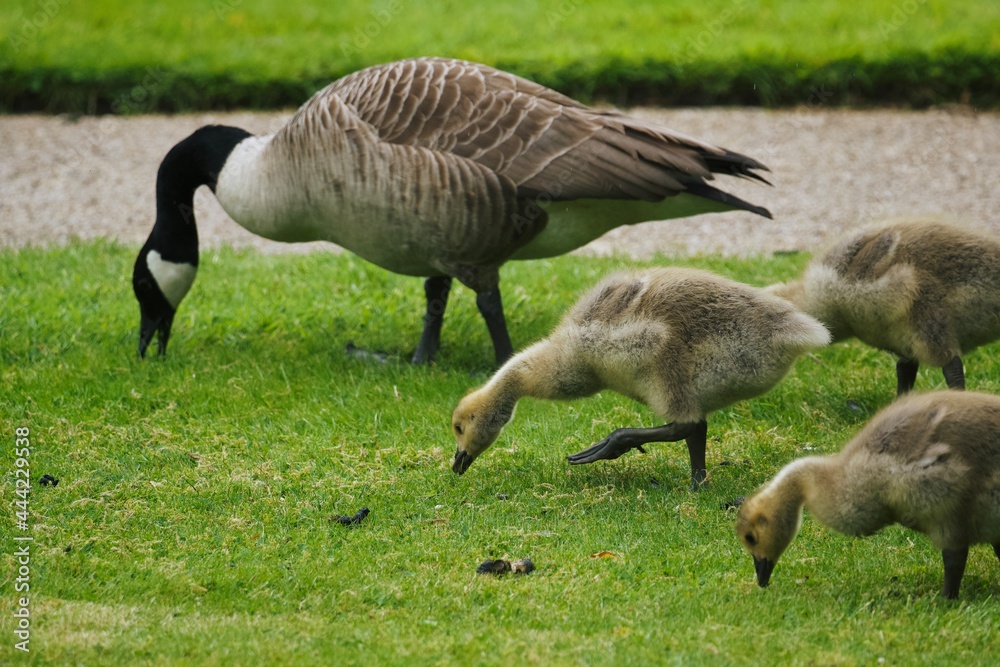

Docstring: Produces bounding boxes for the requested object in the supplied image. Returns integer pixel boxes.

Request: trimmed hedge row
[2,48,997,114]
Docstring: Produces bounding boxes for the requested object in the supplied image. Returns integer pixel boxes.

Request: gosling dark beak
[754,556,775,587]
[452,449,473,475]
[138,312,174,358]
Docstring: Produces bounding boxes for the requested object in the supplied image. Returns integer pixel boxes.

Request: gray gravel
[2,107,998,257]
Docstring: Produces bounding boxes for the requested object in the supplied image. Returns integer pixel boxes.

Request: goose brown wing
[317,57,770,211]
[270,89,546,274]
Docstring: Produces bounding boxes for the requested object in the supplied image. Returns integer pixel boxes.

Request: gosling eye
[744,533,757,547]
[454,423,463,435]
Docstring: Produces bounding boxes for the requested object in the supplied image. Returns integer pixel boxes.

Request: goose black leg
[941,547,968,599]
[568,419,709,491]
[941,356,965,390]
[992,543,1000,563]
[412,276,452,364]
[476,286,514,366]
[896,358,919,396]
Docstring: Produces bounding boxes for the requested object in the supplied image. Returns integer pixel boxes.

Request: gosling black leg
[896,358,919,396]
[568,419,709,490]
[941,547,968,599]
[685,420,710,491]
[476,286,514,366]
[412,276,452,364]
[941,356,965,391]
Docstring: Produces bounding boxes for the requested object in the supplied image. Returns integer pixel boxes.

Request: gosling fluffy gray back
[555,268,831,420]
[770,218,1000,394]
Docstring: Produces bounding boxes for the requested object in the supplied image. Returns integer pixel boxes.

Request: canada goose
[736,390,1000,599]
[769,218,1000,395]
[450,267,829,489]
[132,57,771,363]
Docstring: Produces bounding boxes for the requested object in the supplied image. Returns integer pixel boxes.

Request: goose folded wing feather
[324,57,760,203]
[285,93,544,269]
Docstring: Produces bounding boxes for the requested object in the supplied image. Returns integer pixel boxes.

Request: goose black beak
[452,449,474,475]
[753,556,775,587]
[138,312,174,358]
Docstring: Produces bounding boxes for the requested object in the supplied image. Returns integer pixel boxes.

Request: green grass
[2,0,1000,111]
[2,242,999,665]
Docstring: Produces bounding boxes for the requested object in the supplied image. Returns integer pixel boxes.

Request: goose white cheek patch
[146,250,197,309]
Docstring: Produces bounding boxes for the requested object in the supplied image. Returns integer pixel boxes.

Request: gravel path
[2,107,998,257]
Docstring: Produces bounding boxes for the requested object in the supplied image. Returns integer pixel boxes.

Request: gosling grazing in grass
[132,57,772,364]
[451,267,830,489]
[737,390,1000,599]
[769,218,1000,395]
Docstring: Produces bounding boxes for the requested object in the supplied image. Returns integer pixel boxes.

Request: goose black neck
[147,125,252,263]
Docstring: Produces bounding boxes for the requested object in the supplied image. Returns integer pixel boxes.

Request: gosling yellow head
[451,388,515,474]
[735,487,804,588]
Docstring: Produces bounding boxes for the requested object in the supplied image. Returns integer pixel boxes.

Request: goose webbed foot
[896,358,918,396]
[942,356,965,391]
[476,286,514,366]
[568,420,708,491]
[941,547,968,599]
[412,276,452,364]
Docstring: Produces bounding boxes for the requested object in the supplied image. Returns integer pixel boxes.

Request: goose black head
[133,245,196,357]
[133,125,251,358]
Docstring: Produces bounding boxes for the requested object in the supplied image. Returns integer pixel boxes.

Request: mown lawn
[2,0,1000,111]
[1,242,998,665]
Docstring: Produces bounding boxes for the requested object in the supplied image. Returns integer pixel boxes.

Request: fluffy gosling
[737,390,1000,599]
[770,218,1000,395]
[451,267,830,489]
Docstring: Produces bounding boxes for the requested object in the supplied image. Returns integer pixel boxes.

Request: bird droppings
[495,493,509,500]
[331,507,370,526]
[345,342,388,364]
[39,474,59,487]
[723,496,746,511]
[477,558,535,575]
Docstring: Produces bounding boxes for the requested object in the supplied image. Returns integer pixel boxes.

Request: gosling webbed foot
[567,428,653,464]
[567,421,707,491]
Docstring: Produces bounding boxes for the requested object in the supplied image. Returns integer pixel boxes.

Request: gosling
[737,390,1000,599]
[770,218,1000,395]
[451,267,830,489]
